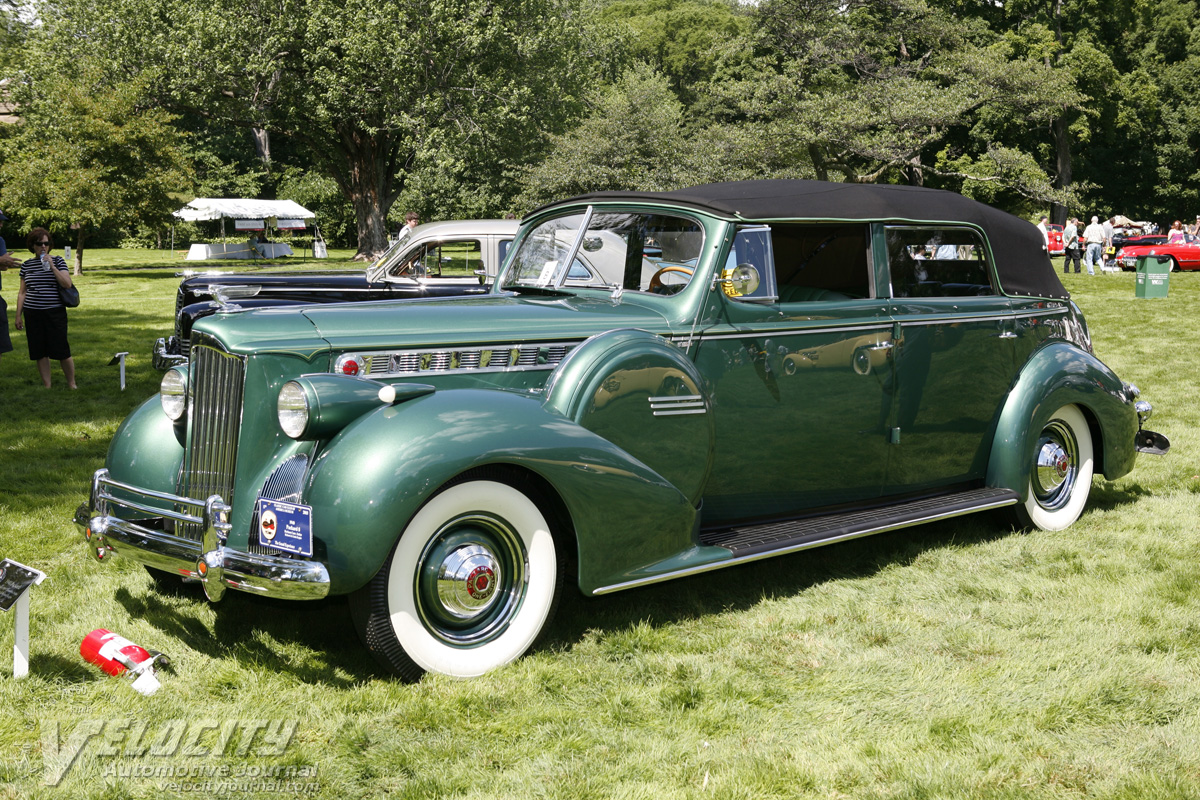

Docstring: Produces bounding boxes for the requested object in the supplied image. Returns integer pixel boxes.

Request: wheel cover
[1032,420,1079,511]
[414,513,527,646]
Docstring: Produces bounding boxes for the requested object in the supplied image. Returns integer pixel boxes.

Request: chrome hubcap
[1032,421,1078,510]
[436,545,501,619]
[415,513,526,645]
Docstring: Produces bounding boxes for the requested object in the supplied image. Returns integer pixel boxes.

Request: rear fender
[303,388,697,595]
[987,342,1138,498]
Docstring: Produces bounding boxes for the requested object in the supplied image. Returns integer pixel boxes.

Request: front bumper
[75,468,330,601]
[152,337,188,371]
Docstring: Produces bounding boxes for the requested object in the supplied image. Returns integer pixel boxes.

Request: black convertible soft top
[544,180,1067,300]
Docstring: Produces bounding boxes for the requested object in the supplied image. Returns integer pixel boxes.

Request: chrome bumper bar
[75,468,330,601]
[152,337,188,371]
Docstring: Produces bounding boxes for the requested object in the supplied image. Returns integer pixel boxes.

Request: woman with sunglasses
[15,228,77,389]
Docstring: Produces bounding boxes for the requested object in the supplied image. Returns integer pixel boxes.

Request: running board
[593,487,1019,595]
[702,487,1020,556]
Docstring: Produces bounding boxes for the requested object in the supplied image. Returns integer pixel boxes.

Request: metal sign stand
[1,559,47,679]
[107,352,129,390]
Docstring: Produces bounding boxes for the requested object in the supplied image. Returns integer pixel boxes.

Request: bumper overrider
[152,337,188,371]
[75,468,330,601]
[1125,386,1170,456]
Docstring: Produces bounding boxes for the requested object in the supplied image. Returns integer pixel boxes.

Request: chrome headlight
[160,367,188,421]
[277,381,311,438]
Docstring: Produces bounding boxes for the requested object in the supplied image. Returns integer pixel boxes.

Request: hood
[194,291,676,361]
[298,292,676,352]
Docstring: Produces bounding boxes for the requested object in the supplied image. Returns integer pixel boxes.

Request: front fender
[987,342,1138,498]
[303,388,697,595]
[104,395,185,511]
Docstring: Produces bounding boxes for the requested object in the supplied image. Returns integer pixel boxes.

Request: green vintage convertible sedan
[76,181,1169,681]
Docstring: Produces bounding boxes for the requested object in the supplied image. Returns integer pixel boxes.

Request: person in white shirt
[1082,216,1105,276]
[1062,218,1080,274]
[1036,216,1049,248]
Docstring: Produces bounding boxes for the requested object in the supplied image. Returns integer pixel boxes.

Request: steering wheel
[648,265,694,293]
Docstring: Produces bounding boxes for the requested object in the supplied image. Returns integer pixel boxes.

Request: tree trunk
[73,229,87,275]
[252,127,271,167]
[1051,116,1072,226]
[325,126,406,260]
[351,190,389,260]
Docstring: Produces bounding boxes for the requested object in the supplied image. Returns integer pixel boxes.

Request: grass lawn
[0,257,1197,799]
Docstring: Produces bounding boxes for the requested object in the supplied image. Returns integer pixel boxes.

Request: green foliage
[0,62,191,267]
[597,0,749,102]
[275,167,356,248]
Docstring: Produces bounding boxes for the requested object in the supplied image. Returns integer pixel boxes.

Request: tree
[708,0,1072,207]
[0,64,190,272]
[42,0,594,258]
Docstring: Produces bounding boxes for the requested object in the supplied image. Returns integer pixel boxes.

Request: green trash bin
[1135,255,1171,298]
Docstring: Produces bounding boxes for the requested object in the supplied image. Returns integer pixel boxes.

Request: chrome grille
[248,454,308,557]
[174,289,190,359]
[177,341,246,541]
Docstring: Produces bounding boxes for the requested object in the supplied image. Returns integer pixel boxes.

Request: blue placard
[256,499,313,557]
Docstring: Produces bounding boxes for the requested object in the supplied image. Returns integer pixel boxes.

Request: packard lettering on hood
[76,180,1169,682]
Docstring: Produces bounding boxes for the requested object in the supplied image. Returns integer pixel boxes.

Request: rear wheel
[1014,405,1094,531]
[351,479,564,681]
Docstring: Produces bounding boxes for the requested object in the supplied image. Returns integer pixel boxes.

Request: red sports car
[1047,224,1064,256]
[1117,236,1200,271]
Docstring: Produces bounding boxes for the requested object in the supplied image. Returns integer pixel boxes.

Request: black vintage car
[153,219,518,368]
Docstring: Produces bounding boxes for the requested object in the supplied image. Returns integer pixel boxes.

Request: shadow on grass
[29,652,104,684]
[1089,480,1155,512]
[113,583,378,686]
[542,512,1018,655]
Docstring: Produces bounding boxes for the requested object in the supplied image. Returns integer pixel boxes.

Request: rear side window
[389,239,484,278]
[886,226,996,298]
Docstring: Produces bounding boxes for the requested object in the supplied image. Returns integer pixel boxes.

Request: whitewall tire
[1016,404,1094,531]
[352,479,563,681]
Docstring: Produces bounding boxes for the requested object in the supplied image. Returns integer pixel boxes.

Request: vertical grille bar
[178,342,245,541]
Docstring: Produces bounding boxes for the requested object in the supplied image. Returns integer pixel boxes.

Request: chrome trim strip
[343,341,579,379]
[649,395,707,417]
[592,494,1019,595]
[682,322,892,342]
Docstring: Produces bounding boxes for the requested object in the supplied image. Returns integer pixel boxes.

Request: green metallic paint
[694,294,896,522]
[298,292,677,354]
[301,388,698,595]
[104,395,185,510]
[544,329,713,506]
[288,374,426,440]
[986,341,1138,497]
[193,307,330,361]
[885,297,1018,493]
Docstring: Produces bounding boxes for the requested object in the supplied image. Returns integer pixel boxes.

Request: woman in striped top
[15,228,77,389]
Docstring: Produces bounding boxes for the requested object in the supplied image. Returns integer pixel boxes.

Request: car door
[695,223,894,524]
[880,224,1018,493]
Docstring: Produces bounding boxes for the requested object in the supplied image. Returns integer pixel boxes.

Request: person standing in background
[1036,216,1049,249]
[1082,216,1105,276]
[1062,217,1081,274]
[15,228,77,389]
[1102,216,1115,271]
[0,210,19,364]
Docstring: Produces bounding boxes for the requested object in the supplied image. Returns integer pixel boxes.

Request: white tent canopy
[173,198,315,223]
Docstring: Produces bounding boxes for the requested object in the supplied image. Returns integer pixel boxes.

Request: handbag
[60,283,80,308]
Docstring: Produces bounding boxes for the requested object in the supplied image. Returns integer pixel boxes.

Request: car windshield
[500,210,705,295]
[364,230,414,281]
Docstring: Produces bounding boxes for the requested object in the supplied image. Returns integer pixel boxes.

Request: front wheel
[351,480,564,681]
[1013,405,1094,531]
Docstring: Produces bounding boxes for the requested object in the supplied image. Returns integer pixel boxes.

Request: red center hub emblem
[466,565,495,600]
